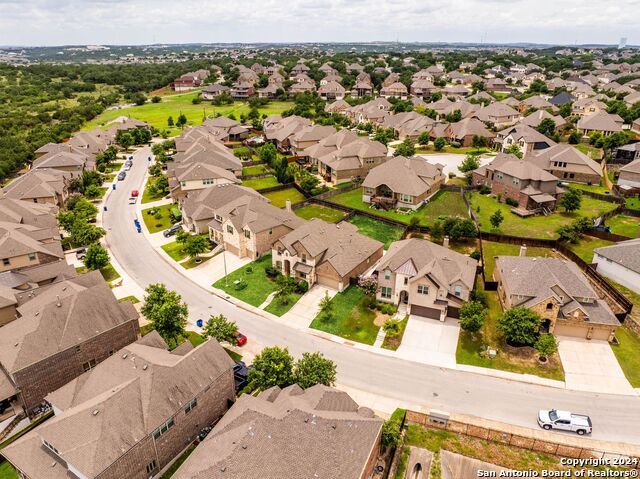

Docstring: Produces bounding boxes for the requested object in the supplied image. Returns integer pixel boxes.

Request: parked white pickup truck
[538,409,592,435]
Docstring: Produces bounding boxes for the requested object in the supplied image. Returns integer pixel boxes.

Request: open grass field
[606,214,640,238]
[241,175,281,190]
[569,182,611,195]
[262,188,306,208]
[141,176,168,204]
[84,93,294,136]
[294,204,347,223]
[310,286,379,344]
[481,241,557,279]
[567,236,614,263]
[626,197,640,211]
[573,143,603,160]
[468,192,618,239]
[347,215,404,249]
[212,255,278,307]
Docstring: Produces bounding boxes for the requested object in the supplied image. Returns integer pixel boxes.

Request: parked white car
[538,409,592,435]
[128,197,137,205]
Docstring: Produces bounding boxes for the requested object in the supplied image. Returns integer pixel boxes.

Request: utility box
[428,409,450,426]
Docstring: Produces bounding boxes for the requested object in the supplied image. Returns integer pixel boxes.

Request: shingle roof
[362,156,444,197]
[594,239,640,275]
[577,111,623,133]
[527,144,602,177]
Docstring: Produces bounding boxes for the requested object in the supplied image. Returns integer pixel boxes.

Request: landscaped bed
[264,292,303,317]
[309,286,380,345]
[347,215,404,249]
[467,192,618,239]
[241,175,281,190]
[262,188,306,208]
[481,241,557,279]
[294,204,347,223]
[212,255,278,307]
[141,203,179,233]
[381,315,408,351]
[606,214,640,238]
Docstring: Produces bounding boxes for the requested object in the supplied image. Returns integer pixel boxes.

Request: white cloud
[0,0,638,46]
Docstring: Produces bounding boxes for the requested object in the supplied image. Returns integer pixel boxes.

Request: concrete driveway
[418,153,494,178]
[188,250,250,286]
[396,316,460,368]
[557,337,634,394]
[283,285,337,328]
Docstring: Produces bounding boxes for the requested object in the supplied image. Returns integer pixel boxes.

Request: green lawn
[294,204,347,223]
[118,295,140,304]
[309,286,379,345]
[264,292,303,316]
[141,203,178,233]
[0,462,17,479]
[468,192,618,239]
[141,176,168,204]
[262,188,306,208]
[160,445,196,479]
[242,164,270,176]
[347,215,404,249]
[481,241,557,280]
[611,326,640,388]
[181,254,215,269]
[567,236,614,264]
[100,263,121,282]
[573,143,603,160]
[186,331,206,347]
[330,188,468,227]
[606,214,640,238]
[569,183,611,195]
[84,93,294,136]
[456,281,564,381]
[626,197,640,211]
[212,254,278,307]
[241,175,281,190]
[161,240,188,262]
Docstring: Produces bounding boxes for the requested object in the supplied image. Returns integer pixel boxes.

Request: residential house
[495,124,556,156]
[484,78,511,94]
[380,81,409,99]
[519,95,554,112]
[346,63,365,74]
[472,153,563,212]
[572,98,608,116]
[263,115,313,152]
[344,98,391,125]
[617,158,640,190]
[203,116,250,140]
[592,239,640,294]
[173,69,210,91]
[0,221,63,273]
[613,143,640,164]
[374,238,477,320]
[381,111,436,141]
[520,110,567,131]
[362,155,445,210]
[288,79,316,96]
[0,197,58,231]
[1,168,73,206]
[3,332,235,479]
[577,111,624,136]
[172,384,383,479]
[272,219,383,291]
[319,73,343,86]
[410,79,437,99]
[351,72,374,98]
[549,91,576,106]
[31,147,95,173]
[494,256,619,340]
[290,62,310,76]
[324,99,351,114]
[67,128,112,156]
[443,117,495,147]
[318,80,346,101]
[527,144,602,184]
[474,103,521,129]
[230,80,256,99]
[257,83,281,99]
[0,271,139,414]
[289,124,336,156]
[201,84,230,100]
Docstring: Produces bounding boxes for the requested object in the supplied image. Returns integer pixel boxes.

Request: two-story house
[526,144,602,185]
[494,124,556,157]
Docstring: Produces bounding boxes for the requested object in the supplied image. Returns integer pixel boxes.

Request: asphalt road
[103,146,640,445]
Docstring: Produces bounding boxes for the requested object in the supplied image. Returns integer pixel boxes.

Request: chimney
[519,244,527,257]
[56,295,61,307]
[285,200,292,212]
[443,236,450,248]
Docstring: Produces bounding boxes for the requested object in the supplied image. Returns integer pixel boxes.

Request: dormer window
[384,269,391,280]
[546,302,553,310]
[454,286,462,297]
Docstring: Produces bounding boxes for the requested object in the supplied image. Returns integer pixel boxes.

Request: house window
[276,260,282,270]
[153,418,175,439]
[2,258,9,266]
[496,172,503,180]
[184,398,197,414]
[181,181,186,187]
[546,302,554,310]
[146,461,157,474]
[417,285,429,295]
[384,269,391,280]
[403,277,408,286]
[226,225,233,234]
[381,287,392,299]
[399,194,412,203]
[301,254,307,264]
[364,187,374,195]
[454,286,462,297]
[512,178,519,185]
[202,178,215,185]
[215,214,222,221]
[244,229,251,239]
[298,272,307,279]
[269,229,273,235]
[28,253,36,261]
[82,359,97,372]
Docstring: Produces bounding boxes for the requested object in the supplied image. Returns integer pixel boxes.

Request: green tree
[394,138,416,157]
[499,307,541,346]
[167,116,174,127]
[152,96,161,103]
[537,118,556,137]
[83,243,110,271]
[259,143,277,167]
[568,130,581,144]
[176,113,188,129]
[471,135,488,149]
[293,352,337,389]
[248,346,295,391]
[434,137,446,151]
[383,319,402,336]
[70,220,105,245]
[561,188,582,213]
[117,132,133,151]
[141,284,188,348]
[417,131,430,145]
[503,144,523,159]
[380,418,402,449]
[203,314,238,344]
[490,209,504,230]
[318,291,334,321]
[459,154,480,173]
[535,334,558,359]
[459,301,486,333]
[183,234,209,261]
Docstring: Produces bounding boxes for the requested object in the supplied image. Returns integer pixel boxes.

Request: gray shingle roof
[594,238,640,275]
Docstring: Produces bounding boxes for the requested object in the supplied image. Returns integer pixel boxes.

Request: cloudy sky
[1,0,638,46]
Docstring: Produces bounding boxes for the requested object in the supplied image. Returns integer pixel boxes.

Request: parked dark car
[75,247,87,260]
[233,361,249,392]
[117,171,127,181]
[162,223,182,238]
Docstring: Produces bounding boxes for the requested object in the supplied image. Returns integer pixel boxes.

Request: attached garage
[448,306,460,319]
[225,244,240,256]
[316,274,341,291]
[410,305,441,320]
[555,324,613,341]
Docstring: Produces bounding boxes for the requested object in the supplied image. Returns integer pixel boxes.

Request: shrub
[245,266,253,274]
[479,185,491,195]
[265,265,279,278]
[535,334,558,359]
[470,249,481,261]
[234,280,248,291]
[505,197,519,207]
[296,280,309,294]
[499,307,542,346]
[459,301,487,333]
[362,294,376,310]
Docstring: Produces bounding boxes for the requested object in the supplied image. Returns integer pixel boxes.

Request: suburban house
[344,98,391,125]
[526,144,602,184]
[613,143,640,164]
[351,73,374,98]
[288,79,316,95]
[0,197,58,231]
[0,271,139,415]
[202,116,250,140]
[592,239,640,294]
[230,80,256,99]
[380,81,409,99]
[201,84,230,100]
[362,156,445,210]
[572,98,608,116]
[577,111,624,136]
[289,124,336,156]
[474,103,521,129]
[272,219,383,291]
[1,168,74,206]
[0,221,63,273]
[263,115,313,152]
[520,110,567,131]
[209,196,305,259]
[172,384,383,479]
[519,95,554,112]
[494,124,556,157]
[617,158,640,191]
[443,117,495,147]
[318,80,346,100]
[472,153,563,213]
[494,255,620,340]
[410,79,437,99]
[173,69,210,91]
[31,144,95,173]
[381,111,436,141]
[324,99,351,114]
[373,238,477,320]
[3,332,235,479]
[173,162,240,193]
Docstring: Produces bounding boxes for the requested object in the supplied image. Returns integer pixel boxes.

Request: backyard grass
[569,183,611,195]
[264,292,303,317]
[100,263,121,282]
[141,203,178,233]
[381,315,408,351]
[347,215,404,249]
[212,254,278,307]
[481,241,557,279]
[141,176,168,204]
[186,331,206,347]
[330,188,467,226]
[160,444,197,479]
[573,143,603,160]
[606,214,640,238]
[84,94,294,136]
[456,281,564,381]
[625,197,640,211]
[294,204,347,223]
[567,236,614,264]
[309,286,379,345]
[611,326,640,388]
[0,462,17,479]
[468,192,618,239]
[118,295,140,303]
[242,164,270,175]
[241,175,281,190]
[262,188,306,208]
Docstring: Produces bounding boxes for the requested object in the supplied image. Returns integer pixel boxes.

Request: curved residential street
[103,146,640,445]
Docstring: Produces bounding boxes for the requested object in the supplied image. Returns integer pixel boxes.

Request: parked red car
[235,332,247,346]
[131,190,139,197]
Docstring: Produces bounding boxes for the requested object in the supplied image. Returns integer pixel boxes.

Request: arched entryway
[283,260,290,276]
[399,290,409,305]
[411,463,424,479]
